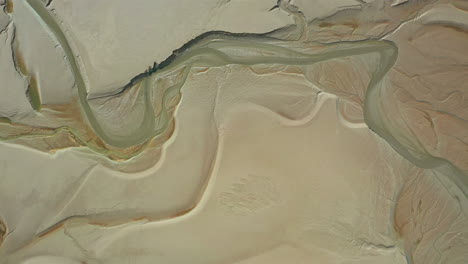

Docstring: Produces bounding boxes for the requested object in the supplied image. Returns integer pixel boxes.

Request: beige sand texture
[0,0,467,263]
